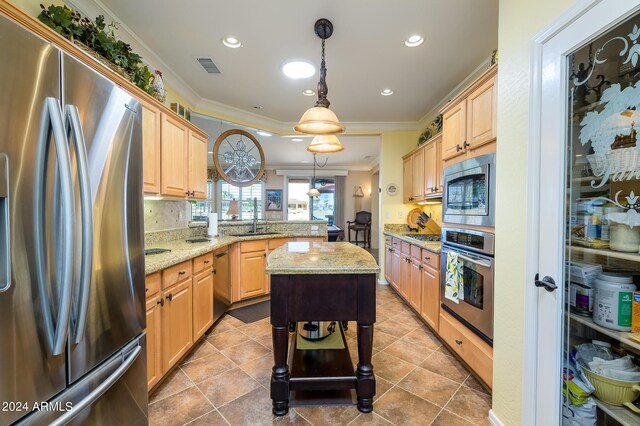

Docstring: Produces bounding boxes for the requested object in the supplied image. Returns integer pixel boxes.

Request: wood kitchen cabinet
[160,112,189,197]
[411,148,425,202]
[240,251,267,299]
[441,65,497,167]
[400,243,411,300]
[391,245,401,291]
[409,258,422,311]
[188,130,208,200]
[403,156,413,203]
[384,238,393,283]
[142,103,161,194]
[145,273,162,391]
[161,278,193,372]
[192,256,214,341]
[424,134,443,196]
[420,262,440,332]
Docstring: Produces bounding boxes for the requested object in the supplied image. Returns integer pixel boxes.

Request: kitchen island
[266,242,379,415]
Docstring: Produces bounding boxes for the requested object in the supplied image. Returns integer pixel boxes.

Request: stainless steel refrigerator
[0,14,147,426]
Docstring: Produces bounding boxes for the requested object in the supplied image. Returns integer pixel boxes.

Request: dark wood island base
[269,272,377,415]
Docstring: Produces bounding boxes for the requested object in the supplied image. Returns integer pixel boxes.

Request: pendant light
[306,154,326,197]
[294,19,346,153]
[306,134,344,153]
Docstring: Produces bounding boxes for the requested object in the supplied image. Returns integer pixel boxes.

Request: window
[219,181,264,220]
[191,180,214,221]
[287,179,310,221]
[310,177,335,223]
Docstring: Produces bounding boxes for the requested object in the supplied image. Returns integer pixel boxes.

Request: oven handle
[456,253,492,268]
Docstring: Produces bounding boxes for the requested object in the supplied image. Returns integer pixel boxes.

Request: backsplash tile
[144,200,191,232]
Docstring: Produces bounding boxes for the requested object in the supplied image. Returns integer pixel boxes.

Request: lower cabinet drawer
[193,252,213,273]
[439,310,493,388]
[241,239,267,253]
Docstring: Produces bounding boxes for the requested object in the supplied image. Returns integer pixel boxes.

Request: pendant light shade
[294,106,345,135]
[307,187,321,197]
[294,18,346,143]
[306,134,344,153]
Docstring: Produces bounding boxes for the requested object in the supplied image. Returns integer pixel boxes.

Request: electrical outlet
[385,211,390,219]
[397,211,403,219]
[311,225,318,231]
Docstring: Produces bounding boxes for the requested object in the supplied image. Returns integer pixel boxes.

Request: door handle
[535,273,557,292]
[0,154,9,292]
[34,97,75,356]
[66,105,94,343]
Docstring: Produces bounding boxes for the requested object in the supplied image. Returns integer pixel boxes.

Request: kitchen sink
[145,248,171,255]
[232,232,281,237]
[185,238,211,243]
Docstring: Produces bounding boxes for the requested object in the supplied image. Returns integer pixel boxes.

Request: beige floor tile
[293,405,360,426]
[218,387,275,425]
[207,329,251,350]
[381,339,432,365]
[349,412,392,425]
[398,367,461,407]
[207,320,234,335]
[252,332,273,350]
[374,387,441,425]
[419,352,470,384]
[463,374,491,395]
[222,340,271,366]
[180,340,219,365]
[431,410,476,426]
[374,320,416,339]
[220,314,247,328]
[372,331,399,351]
[371,352,416,384]
[401,328,442,351]
[149,387,213,426]
[181,352,236,384]
[275,409,312,425]
[445,386,492,425]
[373,377,394,402]
[184,409,228,426]
[149,368,194,404]
[239,353,274,388]
[197,367,261,408]
[239,320,273,339]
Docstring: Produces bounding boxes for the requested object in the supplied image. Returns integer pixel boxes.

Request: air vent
[195,57,221,74]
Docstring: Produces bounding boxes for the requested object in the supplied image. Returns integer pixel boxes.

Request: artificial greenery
[38,4,156,96]
[418,114,443,145]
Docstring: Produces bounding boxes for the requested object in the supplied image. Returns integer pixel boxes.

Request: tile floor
[148,285,491,425]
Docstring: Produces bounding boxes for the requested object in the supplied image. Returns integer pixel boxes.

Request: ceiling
[73,0,498,127]
[191,114,381,170]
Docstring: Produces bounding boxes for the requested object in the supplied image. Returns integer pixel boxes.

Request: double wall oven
[440,153,496,345]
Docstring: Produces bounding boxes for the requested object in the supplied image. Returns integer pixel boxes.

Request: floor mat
[228,300,270,323]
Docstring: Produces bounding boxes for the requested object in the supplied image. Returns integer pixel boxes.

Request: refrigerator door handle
[48,344,142,426]
[66,105,93,343]
[34,97,75,356]
[0,154,9,292]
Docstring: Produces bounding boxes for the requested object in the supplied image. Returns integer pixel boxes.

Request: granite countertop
[266,242,380,275]
[383,231,442,254]
[145,232,324,274]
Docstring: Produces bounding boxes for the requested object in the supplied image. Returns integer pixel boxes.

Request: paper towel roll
[207,213,218,237]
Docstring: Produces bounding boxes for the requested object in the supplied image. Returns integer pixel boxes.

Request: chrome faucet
[252,197,258,233]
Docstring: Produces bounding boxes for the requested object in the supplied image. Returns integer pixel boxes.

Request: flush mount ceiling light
[404,35,424,47]
[222,36,242,48]
[381,89,394,96]
[294,18,346,148]
[302,89,316,96]
[256,130,272,137]
[282,61,315,79]
[306,134,344,153]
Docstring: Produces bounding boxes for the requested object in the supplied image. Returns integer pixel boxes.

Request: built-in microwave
[442,153,496,227]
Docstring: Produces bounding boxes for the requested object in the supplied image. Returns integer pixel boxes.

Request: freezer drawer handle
[0,154,9,292]
[66,105,94,343]
[34,97,75,356]
[48,344,142,426]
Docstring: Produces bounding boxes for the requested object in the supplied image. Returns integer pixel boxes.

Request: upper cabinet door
[188,130,208,200]
[441,100,466,161]
[160,113,188,197]
[142,104,161,194]
[402,156,413,203]
[466,72,497,151]
[424,140,437,195]
[411,148,425,201]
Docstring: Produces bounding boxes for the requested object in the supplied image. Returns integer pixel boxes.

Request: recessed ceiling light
[404,35,424,47]
[302,89,316,96]
[251,105,263,110]
[282,61,315,79]
[381,89,394,96]
[292,138,303,142]
[257,131,272,137]
[208,151,213,154]
[222,36,242,48]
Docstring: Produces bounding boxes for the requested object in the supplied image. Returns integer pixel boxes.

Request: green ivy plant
[38,4,156,96]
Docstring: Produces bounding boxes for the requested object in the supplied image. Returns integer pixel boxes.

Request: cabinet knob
[263,253,266,257]
[166,293,173,301]
[213,269,217,274]
[419,265,423,270]
[157,298,164,307]
[204,260,210,264]
[455,144,462,152]
[185,191,190,195]
[463,141,469,149]
[455,339,463,345]
[178,271,186,276]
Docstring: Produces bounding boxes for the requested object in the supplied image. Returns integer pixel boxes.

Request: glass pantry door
[561,10,640,426]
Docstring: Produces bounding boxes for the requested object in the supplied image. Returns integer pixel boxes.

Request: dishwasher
[213,248,231,323]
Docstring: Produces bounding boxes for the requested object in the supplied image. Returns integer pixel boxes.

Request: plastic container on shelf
[593,273,636,332]
[608,212,640,252]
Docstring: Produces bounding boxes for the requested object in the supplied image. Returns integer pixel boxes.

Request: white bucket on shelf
[593,272,636,332]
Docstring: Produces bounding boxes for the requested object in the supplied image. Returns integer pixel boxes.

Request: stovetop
[402,234,441,242]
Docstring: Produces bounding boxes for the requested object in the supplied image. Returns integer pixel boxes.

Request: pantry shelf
[593,396,640,425]
[569,246,640,264]
[571,315,640,353]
